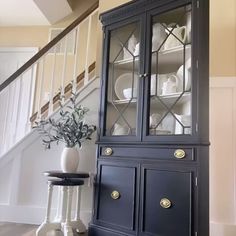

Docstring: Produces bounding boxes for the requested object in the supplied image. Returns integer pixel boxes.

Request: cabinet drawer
[100,146,194,161]
[141,167,193,236]
[96,161,138,232]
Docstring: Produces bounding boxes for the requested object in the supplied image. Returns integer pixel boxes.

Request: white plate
[114,73,138,100]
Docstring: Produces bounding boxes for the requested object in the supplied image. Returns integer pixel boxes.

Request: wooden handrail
[0,1,99,92]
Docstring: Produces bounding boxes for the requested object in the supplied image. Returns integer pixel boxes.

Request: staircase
[0,1,100,225]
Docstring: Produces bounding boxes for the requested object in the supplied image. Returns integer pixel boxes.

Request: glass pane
[149,5,192,136]
[106,22,140,136]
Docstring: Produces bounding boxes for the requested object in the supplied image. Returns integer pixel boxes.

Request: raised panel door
[96,161,138,233]
[140,166,194,236]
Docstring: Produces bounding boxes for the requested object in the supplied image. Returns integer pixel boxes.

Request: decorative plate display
[114,73,138,100]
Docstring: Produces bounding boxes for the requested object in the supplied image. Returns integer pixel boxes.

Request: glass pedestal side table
[36,171,90,236]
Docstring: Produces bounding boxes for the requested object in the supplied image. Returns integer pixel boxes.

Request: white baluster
[72,27,80,94]
[37,58,45,119]
[61,36,68,104]
[84,14,92,84]
[49,47,57,115]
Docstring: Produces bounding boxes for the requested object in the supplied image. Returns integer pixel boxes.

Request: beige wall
[210,0,236,77]
[0,27,49,48]
[0,0,97,49]
[99,0,131,13]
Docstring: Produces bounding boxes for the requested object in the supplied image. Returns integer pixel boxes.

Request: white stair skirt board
[210,77,236,236]
[0,77,100,225]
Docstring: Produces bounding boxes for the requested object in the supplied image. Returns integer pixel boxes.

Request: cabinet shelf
[108,98,137,105]
[108,92,191,107]
[110,44,191,72]
[151,92,191,108]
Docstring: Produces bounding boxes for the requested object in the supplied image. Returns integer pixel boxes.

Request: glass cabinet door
[104,21,141,137]
[147,5,192,137]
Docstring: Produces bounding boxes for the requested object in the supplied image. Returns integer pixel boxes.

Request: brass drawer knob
[160,198,172,209]
[111,190,120,200]
[174,149,186,159]
[104,147,113,156]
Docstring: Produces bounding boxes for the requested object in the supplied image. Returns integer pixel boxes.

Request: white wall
[210,77,236,236]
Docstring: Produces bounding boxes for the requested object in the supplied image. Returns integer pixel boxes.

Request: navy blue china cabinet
[89,0,209,235]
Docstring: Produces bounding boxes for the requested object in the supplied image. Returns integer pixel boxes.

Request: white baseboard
[0,205,92,226]
[211,222,236,236]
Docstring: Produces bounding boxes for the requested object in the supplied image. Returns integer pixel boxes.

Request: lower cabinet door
[141,166,194,236]
[95,161,138,234]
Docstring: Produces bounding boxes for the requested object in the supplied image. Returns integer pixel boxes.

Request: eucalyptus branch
[33,92,96,149]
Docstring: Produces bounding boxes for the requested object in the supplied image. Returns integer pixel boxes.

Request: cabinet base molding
[88,224,130,236]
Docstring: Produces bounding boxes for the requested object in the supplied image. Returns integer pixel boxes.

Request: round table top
[44,171,90,179]
[48,179,85,186]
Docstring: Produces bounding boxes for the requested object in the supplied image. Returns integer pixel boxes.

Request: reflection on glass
[149,5,192,136]
[106,22,140,136]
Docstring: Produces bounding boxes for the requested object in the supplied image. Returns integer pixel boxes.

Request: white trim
[210,77,236,88]
[210,76,236,225]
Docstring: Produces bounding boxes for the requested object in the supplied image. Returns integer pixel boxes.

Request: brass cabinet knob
[174,149,186,159]
[111,190,120,200]
[160,198,172,209]
[104,147,113,156]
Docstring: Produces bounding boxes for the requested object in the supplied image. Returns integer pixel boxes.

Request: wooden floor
[0,222,88,236]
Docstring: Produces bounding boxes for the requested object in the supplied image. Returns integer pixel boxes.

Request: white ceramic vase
[61,147,79,173]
